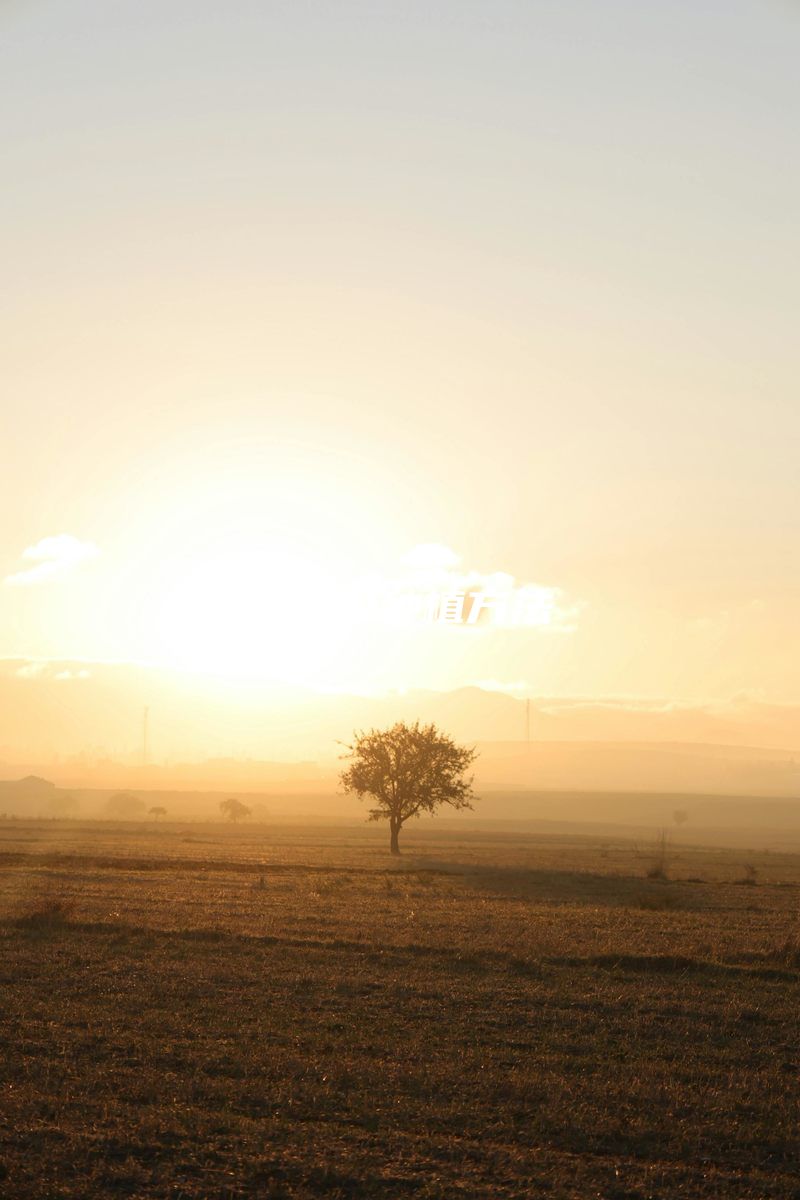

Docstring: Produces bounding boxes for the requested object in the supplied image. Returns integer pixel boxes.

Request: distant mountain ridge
[1,659,798,781]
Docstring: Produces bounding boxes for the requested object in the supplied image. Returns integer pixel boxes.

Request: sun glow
[91,444,402,686]
[149,539,361,683]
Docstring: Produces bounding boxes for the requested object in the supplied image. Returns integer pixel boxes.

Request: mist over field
[5,659,800,765]
[3,1,800,1196]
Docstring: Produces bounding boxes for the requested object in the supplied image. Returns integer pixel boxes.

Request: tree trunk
[389,819,400,855]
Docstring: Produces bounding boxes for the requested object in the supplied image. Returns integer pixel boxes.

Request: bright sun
[101,447,396,688]
[149,538,361,684]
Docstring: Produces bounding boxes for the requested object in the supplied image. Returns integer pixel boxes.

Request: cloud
[14,660,92,681]
[361,546,582,632]
[4,534,100,586]
[509,694,800,751]
[15,662,47,679]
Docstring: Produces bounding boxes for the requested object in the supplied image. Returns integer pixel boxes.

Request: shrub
[16,894,76,931]
[637,891,680,911]
[645,828,671,880]
[734,862,759,886]
[767,936,800,968]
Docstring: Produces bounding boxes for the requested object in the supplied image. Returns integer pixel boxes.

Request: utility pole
[142,706,149,767]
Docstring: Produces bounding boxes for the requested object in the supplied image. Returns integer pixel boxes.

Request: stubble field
[1,819,799,1198]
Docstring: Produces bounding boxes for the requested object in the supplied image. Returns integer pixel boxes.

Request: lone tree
[105,791,146,820]
[148,806,167,820]
[219,797,251,823]
[339,720,477,854]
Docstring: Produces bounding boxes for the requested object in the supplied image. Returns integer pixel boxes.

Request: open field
[1,819,799,1198]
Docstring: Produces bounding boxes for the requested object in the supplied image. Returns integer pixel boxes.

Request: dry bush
[15,893,76,931]
[636,891,680,911]
[645,829,671,880]
[765,935,800,967]
[734,863,759,886]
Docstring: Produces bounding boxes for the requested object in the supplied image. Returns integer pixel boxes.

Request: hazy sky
[2,1,798,701]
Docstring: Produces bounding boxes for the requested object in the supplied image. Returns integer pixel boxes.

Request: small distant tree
[339,720,477,854]
[105,791,146,820]
[673,809,689,827]
[149,806,167,820]
[219,797,251,823]
[48,794,79,818]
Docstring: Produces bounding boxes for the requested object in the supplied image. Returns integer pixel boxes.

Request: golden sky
[2,2,799,704]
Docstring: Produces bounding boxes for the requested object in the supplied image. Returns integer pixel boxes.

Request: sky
[2,1,799,706]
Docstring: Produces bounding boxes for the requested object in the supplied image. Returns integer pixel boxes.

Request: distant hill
[1,659,798,795]
[0,774,55,796]
[471,740,800,797]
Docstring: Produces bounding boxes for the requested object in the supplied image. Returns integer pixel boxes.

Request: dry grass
[14,891,76,931]
[1,819,799,1198]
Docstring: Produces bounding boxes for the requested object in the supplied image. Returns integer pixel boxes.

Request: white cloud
[13,661,93,681]
[362,547,582,632]
[4,534,100,586]
[15,662,47,679]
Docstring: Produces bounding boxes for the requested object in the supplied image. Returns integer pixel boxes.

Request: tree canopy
[339,720,477,853]
[219,797,251,823]
[105,791,146,820]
